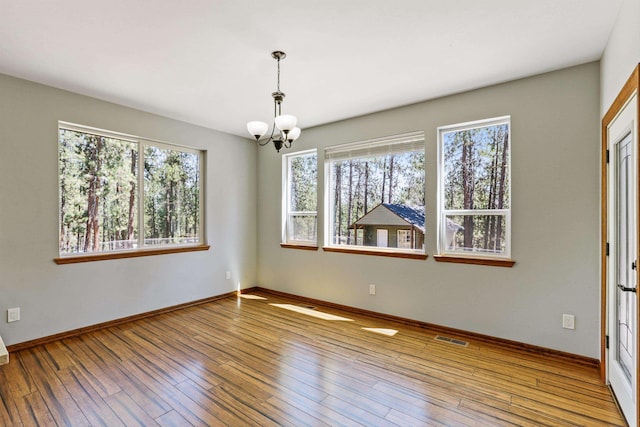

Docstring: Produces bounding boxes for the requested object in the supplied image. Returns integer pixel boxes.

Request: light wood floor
[0,291,627,426]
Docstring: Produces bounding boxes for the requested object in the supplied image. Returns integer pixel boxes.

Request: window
[397,229,413,249]
[283,150,317,245]
[58,123,204,257]
[437,116,510,258]
[325,132,425,254]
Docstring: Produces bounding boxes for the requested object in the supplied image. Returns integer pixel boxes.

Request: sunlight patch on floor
[362,328,398,336]
[239,294,268,300]
[270,304,354,321]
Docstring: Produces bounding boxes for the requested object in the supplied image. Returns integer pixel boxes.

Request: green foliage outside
[59,128,200,255]
[442,123,509,253]
[331,151,425,245]
[288,153,317,241]
[144,146,200,246]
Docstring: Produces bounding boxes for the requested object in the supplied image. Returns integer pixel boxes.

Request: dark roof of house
[350,203,425,232]
[382,203,425,228]
[350,203,461,234]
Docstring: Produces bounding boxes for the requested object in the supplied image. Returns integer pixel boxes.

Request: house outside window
[437,116,511,258]
[325,131,425,254]
[58,123,204,257]
[283,149,317,245]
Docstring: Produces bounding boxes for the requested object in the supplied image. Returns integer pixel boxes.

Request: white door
[377,229,388,248]
[607,93,638,427]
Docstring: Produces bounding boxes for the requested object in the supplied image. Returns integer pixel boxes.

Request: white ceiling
[0,1,622,138]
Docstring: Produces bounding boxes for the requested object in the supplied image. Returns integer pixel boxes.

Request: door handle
[618,284,637,293]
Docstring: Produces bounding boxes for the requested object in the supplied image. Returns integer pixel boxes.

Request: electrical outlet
[562,314,575,330]
[369,284,376,295]
[7,308,20,323]
[225,271,231,280]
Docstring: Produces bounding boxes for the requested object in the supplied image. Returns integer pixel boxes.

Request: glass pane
[330,150,425,249]
[444,214,506,255]
[289,154,317,212]
[59,129,138,255]
[397,230,412,249]
[442,123,509,210]
[288,214,317,242]
[144,146,200,246]
[616,134,635,381]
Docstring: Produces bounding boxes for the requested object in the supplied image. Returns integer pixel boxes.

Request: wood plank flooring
[0,291,627,426]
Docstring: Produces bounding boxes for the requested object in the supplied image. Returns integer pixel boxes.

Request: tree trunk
[165,185,172,239]
[193,171,199,237]
[381,158,387,203]
[59,173,66,251]
[83,181,95,252]
[364,161,369,214]
[83,135,103,253]
[334,164,342,242]
[151,198,157,239]
[461,132,474,248]
[388,155,395,204]
[495,131,509,250]
[484,134,499,250]
[346,161,354,243]
[127,149,137,245]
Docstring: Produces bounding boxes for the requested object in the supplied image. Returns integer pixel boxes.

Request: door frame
[601,64,640,422]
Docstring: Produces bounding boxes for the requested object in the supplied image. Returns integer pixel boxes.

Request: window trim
[57,122,206,261]
[433,254,515,267]
[323,246,428,260]
[436,116,512,260]
[323,131,426,256]
[282,148,318,247]
[53,245,210,264]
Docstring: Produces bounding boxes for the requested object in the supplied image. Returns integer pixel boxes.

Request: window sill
[323,246,427,260]
[433,255,515,268]
[280,243,319,251]
[54,245,211,264]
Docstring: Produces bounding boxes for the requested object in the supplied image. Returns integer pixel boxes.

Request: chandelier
[247,51,301,152]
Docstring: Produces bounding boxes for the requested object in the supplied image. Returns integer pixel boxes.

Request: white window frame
[437,116,511,259]
[397,229,413,249]
[324,131,425,255]
[282,149,318,246]
[57,122,205,258]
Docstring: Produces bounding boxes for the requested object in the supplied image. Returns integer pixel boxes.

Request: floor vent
[435,335,469,347]
[297,304,316,310]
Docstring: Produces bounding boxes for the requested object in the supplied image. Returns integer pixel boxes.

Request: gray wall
[600,0,640,116]
[0,73,258,346]
[0,59,606,359]
[258,62,601,358]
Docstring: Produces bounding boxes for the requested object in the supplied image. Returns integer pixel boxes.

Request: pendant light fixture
[247,51,301,152]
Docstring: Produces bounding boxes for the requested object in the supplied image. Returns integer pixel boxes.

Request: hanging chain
[276,57,281,92]
[255,51,289,150]
[275,56,282,116]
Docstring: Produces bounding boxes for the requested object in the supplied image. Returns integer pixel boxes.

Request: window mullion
[137,142,145,249]
[289,211,317,215]
[443,209,508,216]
